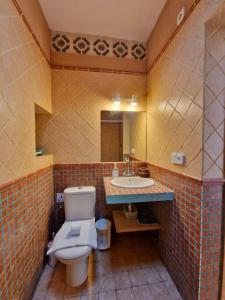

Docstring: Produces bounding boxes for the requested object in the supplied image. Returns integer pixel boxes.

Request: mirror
[101,111,147,162]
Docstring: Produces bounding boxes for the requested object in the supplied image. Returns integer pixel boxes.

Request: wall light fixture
[112,94,121,106]
[112,94,138,106]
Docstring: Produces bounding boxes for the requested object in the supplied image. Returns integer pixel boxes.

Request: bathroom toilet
[54,186,96,287]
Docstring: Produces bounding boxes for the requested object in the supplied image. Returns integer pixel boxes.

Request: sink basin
[111,176,155,189]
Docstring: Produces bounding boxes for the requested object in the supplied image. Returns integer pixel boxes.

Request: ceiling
[38,0,167,42]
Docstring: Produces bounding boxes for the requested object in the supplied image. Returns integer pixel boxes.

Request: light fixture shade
[112,93,121,105]
[131,95,137,106]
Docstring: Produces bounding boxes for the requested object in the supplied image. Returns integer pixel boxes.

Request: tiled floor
[32,233,182,300]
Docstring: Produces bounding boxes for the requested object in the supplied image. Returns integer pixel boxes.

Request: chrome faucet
[123,158,135,176]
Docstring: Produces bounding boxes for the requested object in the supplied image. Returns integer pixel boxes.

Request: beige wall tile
[37,69,146,164]
[146,0,224,179]
[130,112,147,161]
[16,0,51,60]
[203,2,225,179]
[0,0,52,186]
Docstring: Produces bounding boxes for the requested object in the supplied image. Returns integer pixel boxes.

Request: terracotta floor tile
[111,258,127,273]
[64,296,80,300]
[123,255,140,271]
[95,261,113,276]
[32,233,183,300]
[116,288,135,300]
[94,250,114,263]
[45,280,65,300]
[132,285,153,300]
[99,290,117,300]
[63,285,83,298]
[97,274,115,292]
[143,267,162,284]
[121,247,135,256]
[32,265,54,299]
[156,264,172,281]
[138,254,155,269]
[39,265,54,287]
[129,269,148,286]
[32,290,47,300]
[164,280,182,300]
[81,276,99,295]
[80,293,99,300]
[114,271,131,289]
[149,282,170,300]
[51,264,65,282]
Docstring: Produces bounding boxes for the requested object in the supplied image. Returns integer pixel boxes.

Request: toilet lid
[55,245,91,260]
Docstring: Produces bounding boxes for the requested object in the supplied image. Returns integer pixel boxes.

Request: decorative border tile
[11,0,202,74]
[51,31,146,60]
[51,64,147,75]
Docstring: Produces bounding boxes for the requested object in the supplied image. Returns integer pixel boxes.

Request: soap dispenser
[112,163,119,177]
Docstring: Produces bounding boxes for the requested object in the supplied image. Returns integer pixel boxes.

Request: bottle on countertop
[112,162,119,177]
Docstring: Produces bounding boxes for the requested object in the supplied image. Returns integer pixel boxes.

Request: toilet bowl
[53,186,96,287]
[55,243,91,286]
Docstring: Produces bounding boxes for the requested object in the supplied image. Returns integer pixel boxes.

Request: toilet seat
[55,245,91,260]
[54,218,95,261]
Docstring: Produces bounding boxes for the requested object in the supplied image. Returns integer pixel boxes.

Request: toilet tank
[64,186,96,221]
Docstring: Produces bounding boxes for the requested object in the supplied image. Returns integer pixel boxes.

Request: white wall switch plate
[131,148,135,154]
[56,193,64,203]
[171,153,185,165]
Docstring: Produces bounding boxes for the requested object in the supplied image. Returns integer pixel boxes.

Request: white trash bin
[95,218,112,250]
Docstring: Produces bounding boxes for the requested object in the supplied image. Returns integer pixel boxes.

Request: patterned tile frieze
[51,31,146,60]
[73,36,91,54]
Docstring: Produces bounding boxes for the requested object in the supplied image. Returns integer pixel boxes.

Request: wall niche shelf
[34,103,52,157]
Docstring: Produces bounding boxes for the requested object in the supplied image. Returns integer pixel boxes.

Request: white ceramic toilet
[54,186,96,287]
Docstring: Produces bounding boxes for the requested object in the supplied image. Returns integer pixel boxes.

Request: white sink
[111,176,155,189]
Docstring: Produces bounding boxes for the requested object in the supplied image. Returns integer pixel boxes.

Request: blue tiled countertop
[103,177,174,204]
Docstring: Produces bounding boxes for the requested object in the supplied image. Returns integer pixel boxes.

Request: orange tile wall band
[0,162,207,191]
